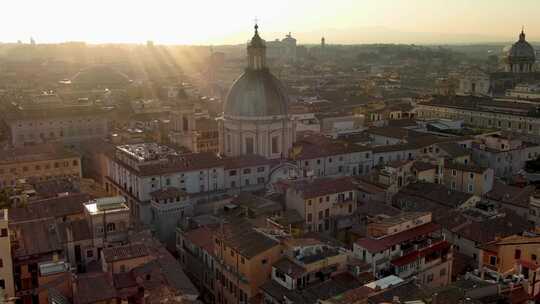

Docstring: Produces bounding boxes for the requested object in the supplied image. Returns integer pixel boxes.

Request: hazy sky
[2,0,539,44]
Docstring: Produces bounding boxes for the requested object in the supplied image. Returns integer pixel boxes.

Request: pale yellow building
[214,220,283,304]
[480,235,540,298]
[0,210,15,298]
[0,144,81,188]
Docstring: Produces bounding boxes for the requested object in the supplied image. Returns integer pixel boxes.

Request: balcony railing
[215,258,249,284]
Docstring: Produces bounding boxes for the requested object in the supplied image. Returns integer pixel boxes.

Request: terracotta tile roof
[355,222,440,253]
[30,177,80,197]
[271,209,304,226]
[113,272,137,289]
[412,161,437,172]
[183,226,217,253]
[103,243,149,263]
[486,181,535,209]
[137,152,224,176]
[436,142,470,158]
[435,211,470,231]
[217,219,279,259]
[222,154,272,169]
[292,135,371,160]
[75,272,117,304]
[289,177,357,199]
[454,210,532,244]
[325,286,373,304]
[283,238,321,248]
[10,218,63,258]
[57,218,92,243]
[396,182,474,209]
[479,235,540,253]
[357,201,401,217]
[444,159,487,174]
[0,143,80,164]
[385,159,413,168]
[260,272,362,304]
[127,152,272,176]
[9,193,90,223]
[367,281,427,303]
[371,142,419,153]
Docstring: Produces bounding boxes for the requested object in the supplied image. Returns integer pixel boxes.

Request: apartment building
[353,212,452,288]
[285,177,358,233]
[83,196,130,248]
[443,159,494,196]
[260,238,357,304]
[0,144,81,188]
[291,135,374,178]
[479,235,540,299]
[472,133,540,178]
[9,218,65,304]
[177,225,218,304]
[213,220,282,304]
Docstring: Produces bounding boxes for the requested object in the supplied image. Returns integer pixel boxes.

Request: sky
[1,0,539,45]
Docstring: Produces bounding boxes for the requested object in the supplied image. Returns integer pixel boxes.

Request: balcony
[398,236,444,257]
[391,241,451,270]
[215,258,249,284]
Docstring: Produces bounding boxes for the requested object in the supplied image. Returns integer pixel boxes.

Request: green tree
[0,187,13,209]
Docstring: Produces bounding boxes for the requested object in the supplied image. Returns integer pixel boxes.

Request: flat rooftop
[116,142,179,162]
[84,196,129,215]
[39,260,70,276]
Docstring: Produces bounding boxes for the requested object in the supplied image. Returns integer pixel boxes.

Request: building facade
[285,177,358,234]
[353,212,453,288]
[0,144,81,188]
[5,99,110,147]
[105,143,273,231]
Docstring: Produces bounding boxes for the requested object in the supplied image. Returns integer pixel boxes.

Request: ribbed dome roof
[224,69,288,118]
[71,65,132,88]
[508,30,536,63]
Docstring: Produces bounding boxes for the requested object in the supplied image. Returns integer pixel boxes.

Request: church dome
[508,30,536,63]
[71,65,132,88]
[223,25,289,118]
[224,69,288,118]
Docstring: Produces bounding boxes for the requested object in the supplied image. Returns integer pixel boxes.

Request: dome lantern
[247,24,266,70]
[223,25,289,118]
